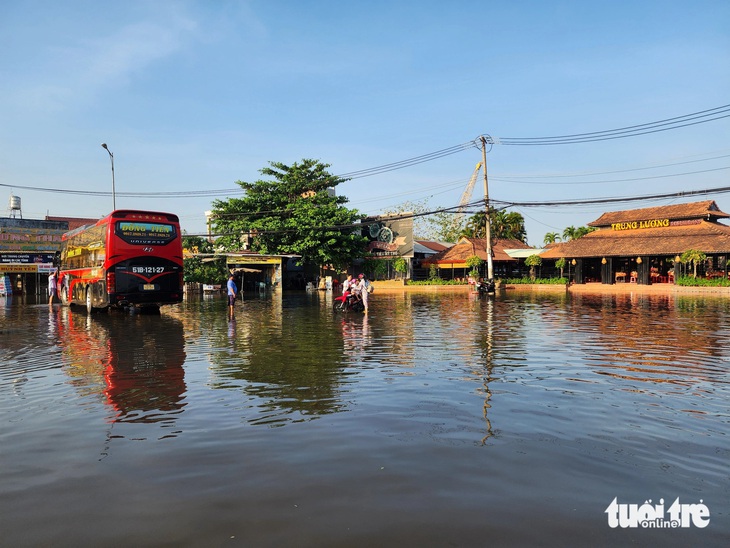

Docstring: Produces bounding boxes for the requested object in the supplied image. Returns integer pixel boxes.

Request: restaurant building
[540,200,730,284]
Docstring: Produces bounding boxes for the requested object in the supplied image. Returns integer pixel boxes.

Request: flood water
[1,289,728,547]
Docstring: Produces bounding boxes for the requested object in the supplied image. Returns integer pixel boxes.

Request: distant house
[45,215,101,231]
[423,237,535,279]
[410,240,452,280]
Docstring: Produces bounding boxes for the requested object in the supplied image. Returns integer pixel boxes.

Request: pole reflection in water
[480,295,495,444]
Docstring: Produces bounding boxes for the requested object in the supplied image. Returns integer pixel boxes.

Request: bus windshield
[114,221,177,246]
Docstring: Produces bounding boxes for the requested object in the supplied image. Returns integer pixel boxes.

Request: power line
[492,185,730,208]
[491,165,730,185]
[335,140,478,180]
[494,152,730,180]
[492,104,730,145]
[4,104,729,199]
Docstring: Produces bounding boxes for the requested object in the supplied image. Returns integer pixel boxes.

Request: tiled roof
[588,200,728,227]
[541,220,730,259]
[425,237,534,265]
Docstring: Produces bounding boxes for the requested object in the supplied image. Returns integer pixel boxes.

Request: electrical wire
[335,140,479,180]
[491,165,730,185]
[493,104,730,145]
[3,104,728,199]
[494,152,730,180]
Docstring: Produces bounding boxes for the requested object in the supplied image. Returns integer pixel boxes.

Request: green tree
[382,199,430,239]
[554,257,566,278]
[462,211,487,239]
[543,232,561,245]
[363,258,388,280]
[384,199,464,242]
[182,235,227,284]
[525,254,542,281]
[562,225,595,241]
[427,210,465,242]
[211,159,365,271]
[680,249,707,278]
[461,208,527,242]
[465,255,482,278]
[393,257,408,279]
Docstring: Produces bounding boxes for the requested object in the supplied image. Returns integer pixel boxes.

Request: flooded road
[1,290,728,546]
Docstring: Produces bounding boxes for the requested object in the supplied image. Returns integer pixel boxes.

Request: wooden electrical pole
[480,136,494,282]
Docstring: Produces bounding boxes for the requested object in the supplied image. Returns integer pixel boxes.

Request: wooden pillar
[601,258,613,284]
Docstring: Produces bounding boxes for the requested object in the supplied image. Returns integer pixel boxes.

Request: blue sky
[1,0,728,245]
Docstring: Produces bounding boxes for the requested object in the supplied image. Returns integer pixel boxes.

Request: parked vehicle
[59,210,183,313]
[476,278,496,295]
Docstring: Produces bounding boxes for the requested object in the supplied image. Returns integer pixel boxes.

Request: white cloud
[10,11,199,112]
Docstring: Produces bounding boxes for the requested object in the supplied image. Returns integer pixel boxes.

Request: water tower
[8,194,22,219]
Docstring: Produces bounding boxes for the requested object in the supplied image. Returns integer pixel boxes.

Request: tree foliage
[680,249,707,278]
[393,257,408,278]
[465,254,482,277]
[543,232,561,245]
[210,159,366,271]
[525,254,542,280]
[384,199,463,242]
[461,208,527,243]
[562,225,595,241]
[182,235,228,284]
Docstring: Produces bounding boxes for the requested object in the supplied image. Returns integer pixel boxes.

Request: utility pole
[480,136,494,282]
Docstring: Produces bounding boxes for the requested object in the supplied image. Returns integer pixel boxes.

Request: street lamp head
[101,143,108,150]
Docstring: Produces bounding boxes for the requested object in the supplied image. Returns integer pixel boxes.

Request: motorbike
[475,279,496,295]
[333,291,364,313]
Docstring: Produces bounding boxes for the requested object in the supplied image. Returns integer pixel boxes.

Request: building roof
[45,215,101,231]
[424,237,534,266]
[505,248,546,259]
[588,200,729,227]
[414,240,450,254]
[541,220,730,259]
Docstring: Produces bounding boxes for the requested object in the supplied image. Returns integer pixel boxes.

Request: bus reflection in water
[58,309,187,425]
[59,210,184,314]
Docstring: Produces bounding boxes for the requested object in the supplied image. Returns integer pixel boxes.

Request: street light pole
[101,143,116,210]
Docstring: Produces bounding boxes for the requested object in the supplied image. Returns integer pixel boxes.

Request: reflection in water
[58,310,187,431]
[479,296,495,443]
[1,291,729,545]
[202,293,352,426]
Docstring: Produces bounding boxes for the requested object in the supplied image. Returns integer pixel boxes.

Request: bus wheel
[86,288,93,314]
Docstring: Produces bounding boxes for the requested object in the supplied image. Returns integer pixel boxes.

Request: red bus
[59,210,184,312]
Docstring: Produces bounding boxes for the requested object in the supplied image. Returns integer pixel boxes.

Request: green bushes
[501,277,568,285]
[407,279,466,286]
[676,275,730,287]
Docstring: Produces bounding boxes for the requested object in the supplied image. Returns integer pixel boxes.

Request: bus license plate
[142,284,156,291]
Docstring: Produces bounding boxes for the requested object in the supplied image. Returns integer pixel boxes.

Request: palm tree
[503,211,527,242]
[680,249,707,278]
[462,211,487,239]
[461,208,526,242]
[562,226,578,241]
[562,225,595,241]
[543,232,561,245]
